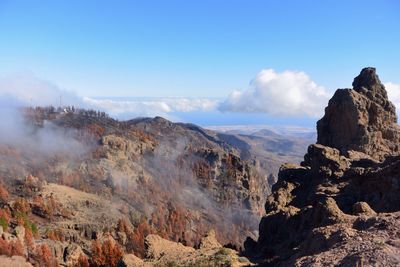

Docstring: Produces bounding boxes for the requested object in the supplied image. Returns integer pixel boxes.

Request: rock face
[317,67,400,161]
[247,68,400,266]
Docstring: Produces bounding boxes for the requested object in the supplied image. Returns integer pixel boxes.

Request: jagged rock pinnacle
[248,68,400,266]
[317,67,400,161]
[353,67,383,91]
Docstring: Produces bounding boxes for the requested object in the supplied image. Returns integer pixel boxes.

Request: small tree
[25,227,34,248]
[0,184,9,203]
[33,243,58,267]
[0,208,11,231]
[13,198,30,214]
[74,253,90,267]
[10,240,24,256]
[90,237,123,267]
[0,238,11,256]
[91,240,104,266]
[0,238,24,257]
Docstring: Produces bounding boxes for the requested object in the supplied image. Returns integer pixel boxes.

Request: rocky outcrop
[144,234,195,260]
[63,244,86,267]
[119,231,252,267]
[0,256,33,267]
[100,134,156,160]
[247,68,400,266]
[352,201,376,216]
[317,67,400,161]
[119,254,147,267]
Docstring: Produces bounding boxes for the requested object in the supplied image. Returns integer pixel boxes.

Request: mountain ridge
[0,106,300,266]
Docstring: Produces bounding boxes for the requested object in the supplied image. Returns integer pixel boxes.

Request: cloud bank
[386,82,400,110]
[219,69,330,118]
[83,97,218,118]
[0,72,82,107]
[0,72,218,120]
[0,73,90,157]
[2,71,399,124]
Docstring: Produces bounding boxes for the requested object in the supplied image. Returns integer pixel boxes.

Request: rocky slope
[119,230,252,267]
[0,106,285,265]
[214,129,311,185]
[245,67,400,266]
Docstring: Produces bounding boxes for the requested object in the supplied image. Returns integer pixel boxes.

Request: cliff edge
[246,68,400,266]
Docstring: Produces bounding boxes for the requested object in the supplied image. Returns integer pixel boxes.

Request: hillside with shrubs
[0,107,274,266]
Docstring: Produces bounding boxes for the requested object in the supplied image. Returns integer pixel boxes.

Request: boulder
[64,244,85,267]
[118,254,146,267]
[199,230,222,250]
[352,202,377,216]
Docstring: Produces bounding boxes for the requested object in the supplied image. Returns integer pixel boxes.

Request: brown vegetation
[0,238,24,257]
[74,254,90,267]
[91,237,123,267]
[32,243,58,267]
[0,183,9,203]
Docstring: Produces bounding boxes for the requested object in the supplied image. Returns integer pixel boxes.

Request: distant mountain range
[205,124,317,140]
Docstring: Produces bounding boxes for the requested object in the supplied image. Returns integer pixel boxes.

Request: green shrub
[0,217,8,231]
[15,212,38,234]
[30,222,38,234]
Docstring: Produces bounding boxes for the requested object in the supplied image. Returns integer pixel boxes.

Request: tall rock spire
[317,67,400,161]
[246,68,400,266]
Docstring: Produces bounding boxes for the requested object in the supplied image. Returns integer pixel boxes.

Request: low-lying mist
[0,73,93,158]
[0,103,91,158]
[115,135,259,245]
[0,72,261,249]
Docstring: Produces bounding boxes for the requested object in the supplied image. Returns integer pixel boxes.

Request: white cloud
[0,72,82,107]
[219,69,330,118]
[385,82,400,110]
[83,97,218,118]
[0,73,91,157]
[0,72,219,120]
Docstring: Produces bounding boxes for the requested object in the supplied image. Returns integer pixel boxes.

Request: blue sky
[0,0,399,126]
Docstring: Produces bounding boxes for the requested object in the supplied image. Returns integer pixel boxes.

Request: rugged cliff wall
[317,67,400,161]
[0,110,271,265]
[246,68,400,266]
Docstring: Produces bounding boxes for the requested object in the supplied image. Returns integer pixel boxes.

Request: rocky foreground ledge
[120,230,252,266]
[245,68,400,266]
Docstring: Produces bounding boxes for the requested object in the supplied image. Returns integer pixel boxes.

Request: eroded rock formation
[247,68,400,266]
[317,67,400,161]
